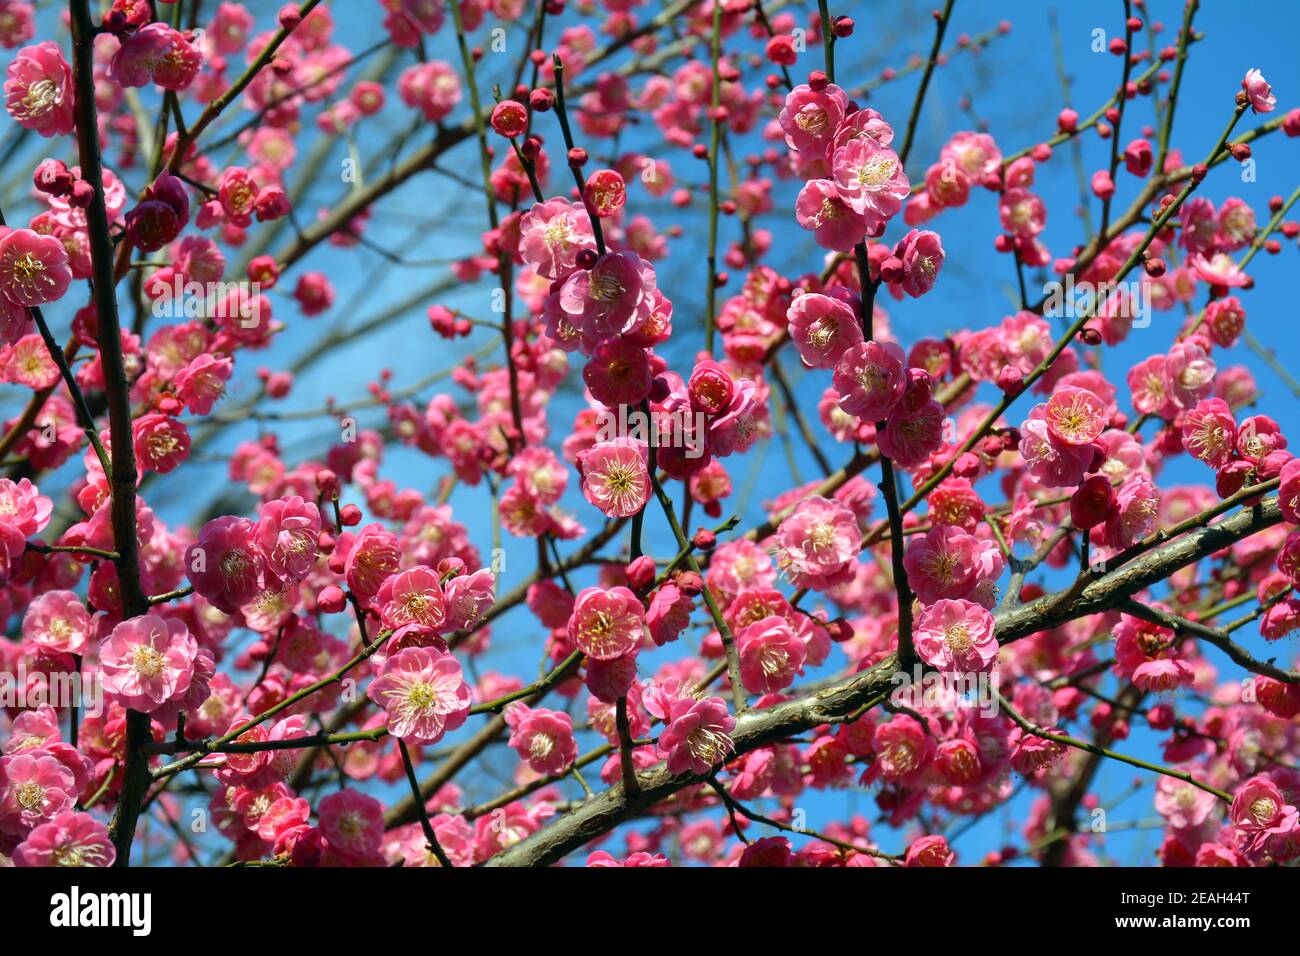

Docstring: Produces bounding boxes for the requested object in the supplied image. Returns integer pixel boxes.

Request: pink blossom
[786,292,863,369]
[578,438,650,518]
[831,137,909,222]
[1242,68,1276,114]
[1230,775,1298,854]
[0,227,71,306]
[254,495,321,584]
[1181,398,1237,467]
[185,516,264,613]
[1042,385,1108,446]
[737,615,807,694]
[0,753,75,836]
[4,41,74,136]
[519,198,597,281]
[833,340,908,421]
[21,589,90,656]
[504,702,578,776]
[795,178,870,252]
[779,83,847,159]
[375,565,447,632]
[12,809,115,867]
[775,495,860,591]
[568,585,644,660]
[648,688,736,776]
[914,598,999,672]
[318,789,385,862]
[366,646,472,745]
[98,614,198,714]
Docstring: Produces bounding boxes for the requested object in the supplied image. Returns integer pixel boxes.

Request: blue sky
[4,0,1299,865]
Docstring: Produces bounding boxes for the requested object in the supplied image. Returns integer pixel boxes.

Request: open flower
[579,438,650,518]
[1230,775,1298,854]
[568,586,645,660]
[1242,68,1276,114]
[914,599,998,672]
[98,614,199,714]
[3,41,74,136]
[366,646,472,745]
[12,810,115,867]
[775,495,860,591]
[737,615,807,694]
[0,227,71,306]
[504,702,578,776]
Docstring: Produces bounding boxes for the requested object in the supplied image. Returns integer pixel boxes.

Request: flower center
[131,644,165,679]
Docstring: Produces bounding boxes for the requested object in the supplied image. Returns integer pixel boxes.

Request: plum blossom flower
[774,495,860,591]
[366,646,472,745]
[0,227,71,306]
[786,292,863,369]
[0,753,75,836]
[253,495,321,584]
[344,523,401,602]
[21,589,90,656]
[831,137,909,221]
[1042,385,1108,446]
[1154,776,1218,831]
[12,810,115,867]
[893,229,945,298]
[504,702,579,776]
[833,340,908,421]
[318,789,385,862]
[1230,775,1298,854]
[375,565,448,632]
[4,41,74,136]
[1242,68,1276,114]
[98,614,199,714]
[778,82,847,158]
[914,599,999,672]
[567,586,644,660]
[737,615,808,694]
[519,198,597,281]
[1181,398,1237,467]
[645,684,736,775]
[795,178,870,252]
[579,438,650,518]
[185,515,264,613]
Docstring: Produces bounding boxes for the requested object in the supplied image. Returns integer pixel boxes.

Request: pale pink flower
[737,615,807,694]
[366,646,472,744]
[519,198,597,281]
[1102,473,1160,550]
[504,702,579,776]
[786,292,863,369]
[831,137,909,221]
[98,614,198,714]
[21,589,90,656]
[579,438,650,518]
[397,60,461,121]
[941,131,1002,181]
[775,495,860,591]
[833,340,907,421]
[706,539,777,602]
[131,412,191,474]
[12,809,115,866]
[1242,68,1276,114]
[1154,776,1217,831]
[646,582,693,646]
[1188,251,1248,288]
[3,41,74,136]
[914,599,998,672]
[567,585,644,660]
